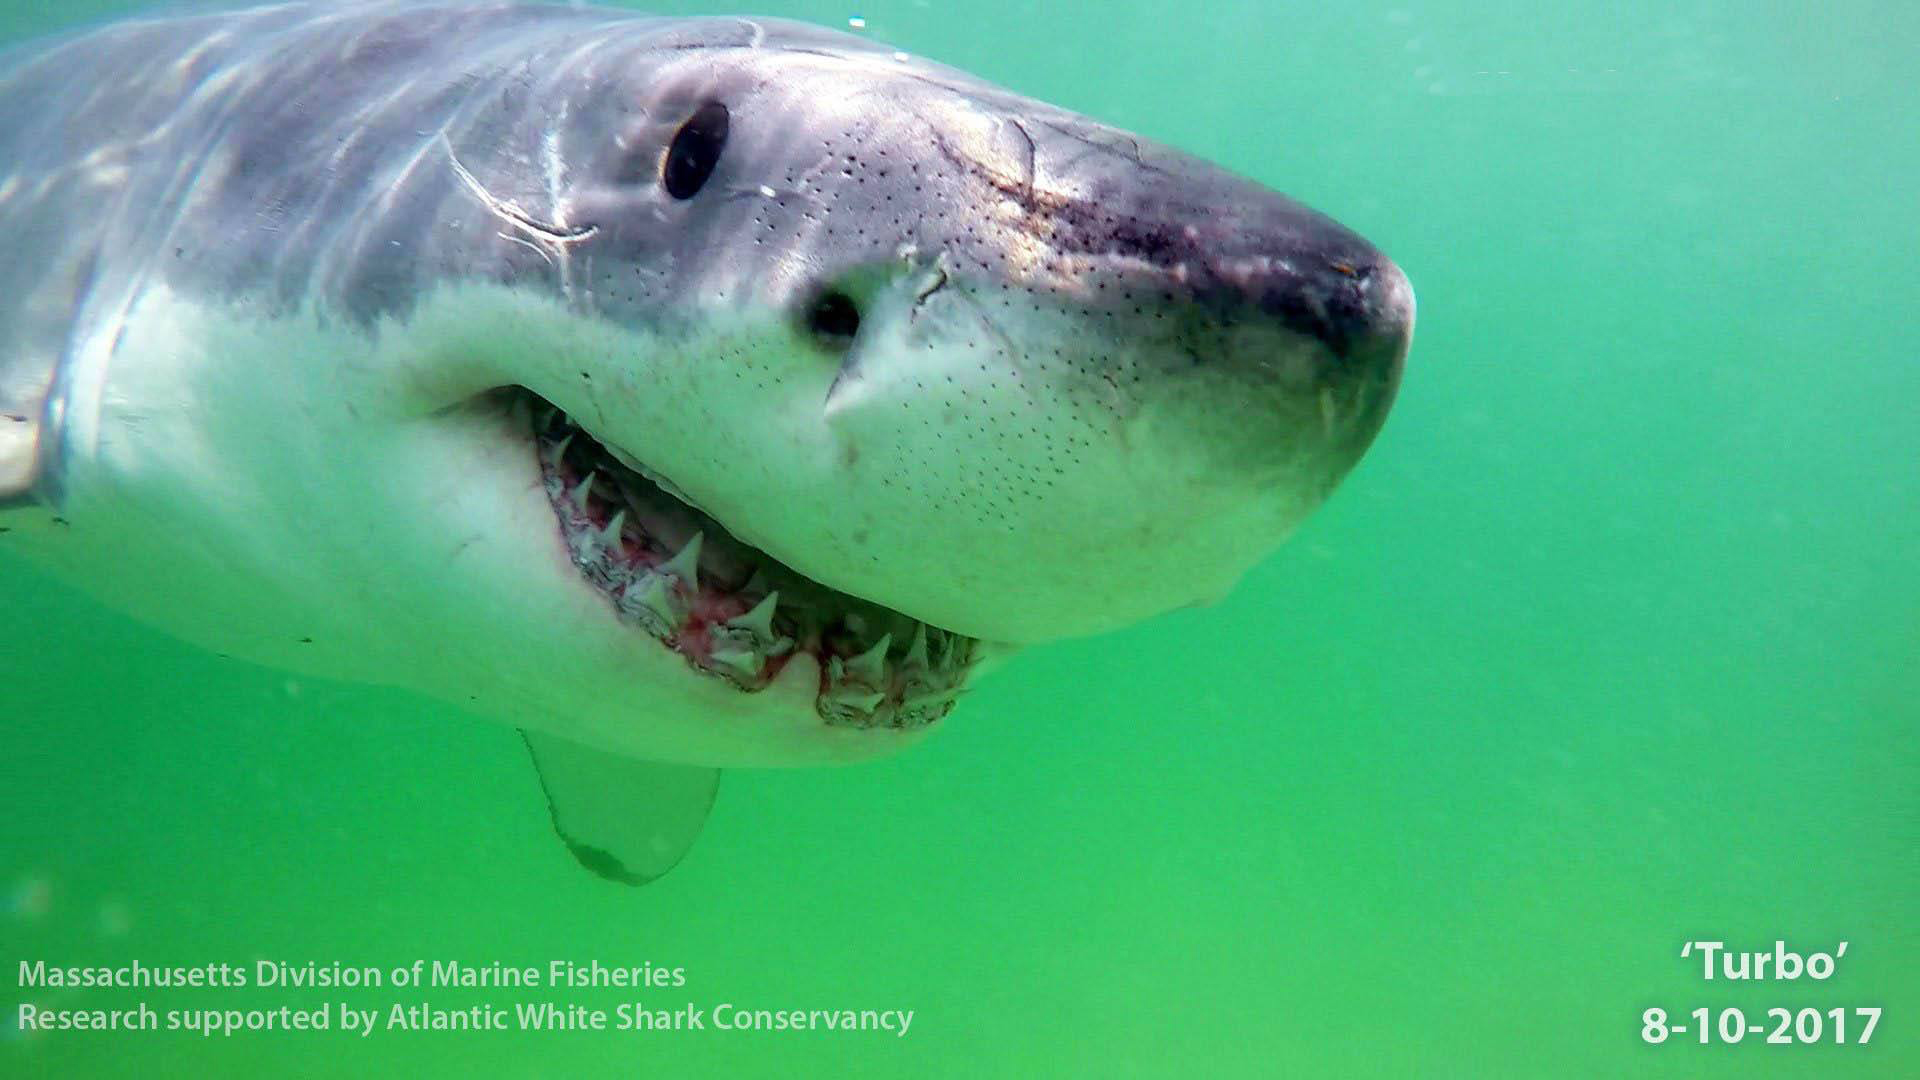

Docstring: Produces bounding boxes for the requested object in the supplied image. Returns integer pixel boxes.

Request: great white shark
[0,2,1412,883]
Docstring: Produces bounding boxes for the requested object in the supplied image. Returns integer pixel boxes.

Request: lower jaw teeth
[537,417,973,730]
[710,648,764,679]
[616,574,679,634]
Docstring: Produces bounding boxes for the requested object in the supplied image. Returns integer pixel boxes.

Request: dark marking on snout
[928,127,1407,359]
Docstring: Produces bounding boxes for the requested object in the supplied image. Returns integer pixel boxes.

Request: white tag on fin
[0,409,38,500]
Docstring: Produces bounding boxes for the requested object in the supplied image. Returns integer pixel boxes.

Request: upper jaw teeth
[533,399,974,730]
[658,532,702,582]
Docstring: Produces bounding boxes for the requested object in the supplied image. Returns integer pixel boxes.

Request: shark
[0,2,1413,883]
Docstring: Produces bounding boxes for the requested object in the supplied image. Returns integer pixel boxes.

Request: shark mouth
[518,391,976,730]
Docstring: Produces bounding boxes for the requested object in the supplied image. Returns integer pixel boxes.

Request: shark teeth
[531,393,978,729]
[597,511,627,549]
[903,624,929,671]
[619,573,683,635]
[828,689,886,713]
[710,648,764,679]
[708,590,795,668]
[703,590,797,685]
[846,633,890,687]
[659,531,702,585]
[819,670,893,724]
[728,591,779,638]
[896,689,963,727]
[813,628,973,729]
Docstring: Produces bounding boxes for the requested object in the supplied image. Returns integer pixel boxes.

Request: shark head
[484,24,1408,745]
[22,11,1408,770]
[369,19,1410,762]
[540,30,1413,638]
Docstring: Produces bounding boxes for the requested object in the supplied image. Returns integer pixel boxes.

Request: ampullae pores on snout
[0,3,1413,882]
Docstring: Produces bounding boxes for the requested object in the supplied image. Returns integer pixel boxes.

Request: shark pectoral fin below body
[521,732,720,886]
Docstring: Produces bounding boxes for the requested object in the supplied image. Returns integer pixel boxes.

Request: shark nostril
[806,291,861,348]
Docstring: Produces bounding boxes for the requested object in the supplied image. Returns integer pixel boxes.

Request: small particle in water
[848,16,867,29]
[893,50,910,62]
[758,184,777,198]
[7,875,51,920]
[98,899,132,937]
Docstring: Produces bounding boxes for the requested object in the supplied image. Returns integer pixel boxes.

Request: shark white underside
[6,284,823,882]
[31,283,873,766]
[10,282,934,883]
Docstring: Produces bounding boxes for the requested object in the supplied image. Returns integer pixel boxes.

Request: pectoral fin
[521,731,719,886]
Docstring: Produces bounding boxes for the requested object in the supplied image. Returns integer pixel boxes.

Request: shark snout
[1190,246,1414,381]
[1021,126,1413,393]
[1314,253,1413,370]
[1109,196,1413,488]
[1343,254,1416,372]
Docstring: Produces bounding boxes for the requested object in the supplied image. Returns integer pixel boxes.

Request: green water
[3,1,1915,1076]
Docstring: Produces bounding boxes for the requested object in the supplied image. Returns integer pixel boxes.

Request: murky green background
[3,1,1915,1076]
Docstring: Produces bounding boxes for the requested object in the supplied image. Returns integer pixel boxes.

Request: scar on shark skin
[444,134,598,249]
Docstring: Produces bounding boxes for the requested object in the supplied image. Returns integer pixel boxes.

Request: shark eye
[663,102,729,199]
[807,291,861,347]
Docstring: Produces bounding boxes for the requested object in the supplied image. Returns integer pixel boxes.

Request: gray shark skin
[0,3,1412,883]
